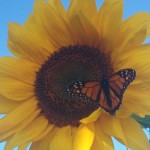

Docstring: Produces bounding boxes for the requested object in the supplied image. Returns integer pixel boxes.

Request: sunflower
[0,0,150,150]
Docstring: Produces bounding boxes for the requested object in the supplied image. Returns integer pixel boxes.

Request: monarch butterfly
[67,69,136,114]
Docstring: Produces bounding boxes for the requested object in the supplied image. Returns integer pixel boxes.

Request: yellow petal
[69,13,88,45]
[4,116,49,150]
[124,90,150,116]
[33,0,74,48]
[18,143,30,150]
[114,44,150,80]
[0,58,36,102]
[47,0,78,46]
[68,0,97,23]
[120,118,150,150]
[0,57,38,84]
[0,98,38,135]
[116,105,132,118]
[8,22,51,65]
[96,0,123,52]
[30,128,56,150]
[0,109,40,142]
[98,114,127,145]
[48,0,66,14]
[25,13,56,54]
[33,125,54,142]
[93,121,114,150]
[112,44,150,115]
[90,140,100,150]
[73,123,95,150]
[0,74,34,101]
[80,109,101,124]
[0,94,22,113]
[112,12,150,60]
[148,23,150,36]
[50,126,73,150]
[69,12,100,47]
[99,114,150,149]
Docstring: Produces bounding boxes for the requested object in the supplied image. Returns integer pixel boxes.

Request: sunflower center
[34,45,113,127]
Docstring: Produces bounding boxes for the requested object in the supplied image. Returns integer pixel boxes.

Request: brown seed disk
[34,45,113,127]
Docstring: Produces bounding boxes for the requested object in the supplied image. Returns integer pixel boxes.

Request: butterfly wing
[67,68,136,115]
[99,68,136,114]
[109,69,136,99]
[67,81,100,101]
[81,81,100,101]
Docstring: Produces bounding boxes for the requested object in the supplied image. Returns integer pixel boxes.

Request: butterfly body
[67,69,136,115]
[100,78,112,107]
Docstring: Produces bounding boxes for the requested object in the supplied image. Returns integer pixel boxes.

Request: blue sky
[0,0,150,150]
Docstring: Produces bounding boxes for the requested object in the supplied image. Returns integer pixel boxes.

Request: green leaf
[131,114,150,128]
